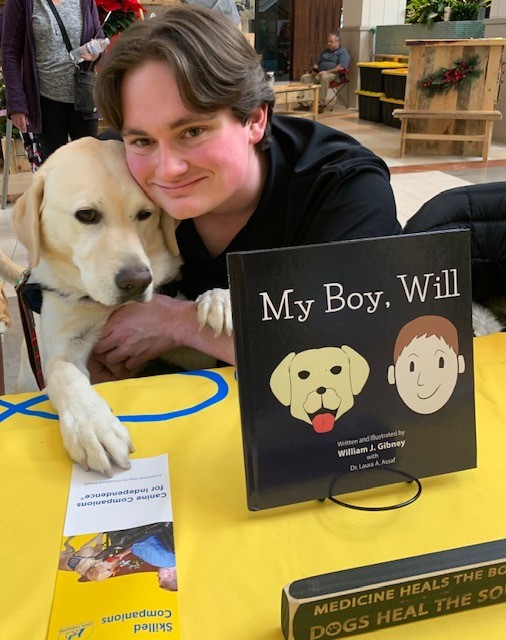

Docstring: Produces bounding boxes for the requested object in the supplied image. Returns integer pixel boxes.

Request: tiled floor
[1,107,506,392]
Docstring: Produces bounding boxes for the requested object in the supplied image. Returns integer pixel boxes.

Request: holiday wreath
[418,55,482,98]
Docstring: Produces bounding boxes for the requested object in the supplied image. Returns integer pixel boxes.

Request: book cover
[47,455,181,639]
[281,538,506,640]
[227,231,476,510]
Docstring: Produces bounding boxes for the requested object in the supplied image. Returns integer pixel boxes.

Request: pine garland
[418,55,483,98]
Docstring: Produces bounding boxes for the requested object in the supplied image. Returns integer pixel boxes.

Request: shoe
[318,105,325,114]
[294,103,310,112]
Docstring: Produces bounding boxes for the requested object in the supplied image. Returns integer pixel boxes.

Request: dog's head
[270,346,370,433]
[12,137,181,306]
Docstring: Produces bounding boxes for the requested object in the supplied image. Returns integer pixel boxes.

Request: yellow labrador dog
[0,137,230,476]
[270,346,370,433]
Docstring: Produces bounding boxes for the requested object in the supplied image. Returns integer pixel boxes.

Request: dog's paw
[195,288,232,337]
[59,396,134,477]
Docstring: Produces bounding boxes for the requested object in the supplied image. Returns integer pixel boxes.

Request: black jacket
[403,182,506,304]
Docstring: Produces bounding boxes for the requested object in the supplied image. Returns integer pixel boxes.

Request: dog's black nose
[115,265,152,299]
[316,387,327,395]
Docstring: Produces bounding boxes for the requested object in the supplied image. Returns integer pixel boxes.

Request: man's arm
[337,47,351,71]
[89,294,236,383]
[310,52,322,73]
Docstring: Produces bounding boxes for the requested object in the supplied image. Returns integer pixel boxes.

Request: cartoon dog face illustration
[270,346,370,433]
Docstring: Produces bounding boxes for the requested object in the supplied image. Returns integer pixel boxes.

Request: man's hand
[89,295,187,382]
[88,292,236,384]
[88,352,137,383]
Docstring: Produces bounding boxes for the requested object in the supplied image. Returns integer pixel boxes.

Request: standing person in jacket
[1,0,102,163]
[0,0,42,170]
[89,5,400,382]
[298,33,350,113]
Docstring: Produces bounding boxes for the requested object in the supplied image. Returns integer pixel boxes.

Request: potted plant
[405,0,490,26]
[95,0,145,39]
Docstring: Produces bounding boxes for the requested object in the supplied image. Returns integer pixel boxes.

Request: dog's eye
[438,356,445,369]
[409,360,416,373]
[75,209,101,224]
[298,370,310,380]
[137,210,153,221]
[330,366,342,375]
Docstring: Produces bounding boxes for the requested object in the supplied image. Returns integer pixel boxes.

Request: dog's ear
[270,352,296,406]
[160,211,180,257]
[341,345,370,395]
[12,172,45,266]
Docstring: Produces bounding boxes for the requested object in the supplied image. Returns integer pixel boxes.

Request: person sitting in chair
[298,33,350,114]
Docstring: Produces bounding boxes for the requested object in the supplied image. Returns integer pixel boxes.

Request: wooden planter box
[393,38,505,160]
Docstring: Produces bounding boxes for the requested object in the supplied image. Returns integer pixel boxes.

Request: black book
[227,231,476,511]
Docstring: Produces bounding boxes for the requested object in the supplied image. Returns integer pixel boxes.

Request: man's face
[392,335,462,414]
[120,61,267,221]
[327,35,340,51]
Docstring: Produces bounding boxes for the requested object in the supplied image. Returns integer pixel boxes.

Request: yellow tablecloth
[1,335,505,639]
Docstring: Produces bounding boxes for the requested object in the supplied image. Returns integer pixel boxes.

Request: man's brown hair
[95,5,275,149]
[393,315,459,364]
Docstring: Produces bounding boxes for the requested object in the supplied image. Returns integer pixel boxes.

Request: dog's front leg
[41,299,133,476]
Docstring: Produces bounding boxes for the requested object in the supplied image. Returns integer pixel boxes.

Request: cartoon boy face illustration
[388,316,465,414]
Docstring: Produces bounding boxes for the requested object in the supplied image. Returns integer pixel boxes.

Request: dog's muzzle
[115,265,152,301]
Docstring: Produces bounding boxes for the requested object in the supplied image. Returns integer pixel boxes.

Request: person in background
[298,32,350,114]
[181,0,241,27]
[0,0,41,171]
[1,0,102,163]
[89,5,399,382]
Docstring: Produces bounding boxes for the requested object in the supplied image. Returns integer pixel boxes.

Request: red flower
[122,0,144,14]
[95,0,145,36]
[96,0,122,10]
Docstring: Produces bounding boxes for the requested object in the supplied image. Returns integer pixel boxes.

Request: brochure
[47,455,181,639]
[227,231,477,510]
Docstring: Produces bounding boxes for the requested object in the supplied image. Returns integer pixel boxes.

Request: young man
[90,5,400,382]
[299,33,350,113]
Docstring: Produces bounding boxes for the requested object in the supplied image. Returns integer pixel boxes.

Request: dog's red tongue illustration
[312,412,335,433]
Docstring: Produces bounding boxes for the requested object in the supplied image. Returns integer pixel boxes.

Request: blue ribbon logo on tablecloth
[0,370,229,423]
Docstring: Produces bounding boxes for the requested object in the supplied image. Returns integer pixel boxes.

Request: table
[1,334,505,639]
[273,82,320,121]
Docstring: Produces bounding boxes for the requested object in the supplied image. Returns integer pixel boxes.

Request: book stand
[324,469,422,512]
